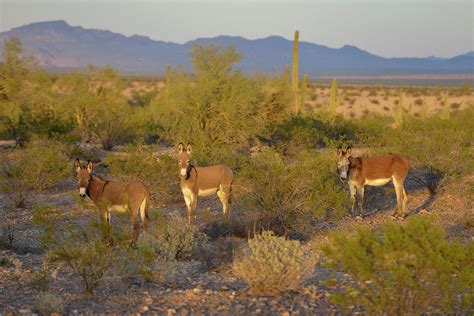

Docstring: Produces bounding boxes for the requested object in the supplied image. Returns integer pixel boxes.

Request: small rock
[19,310,32,314]
[144,298,153,305]
[205,289,213,295]
[139,305,149,313]
[193,288,201,294]
[281,311,290,316]
[255,309,261,313]
[167,308,176,315]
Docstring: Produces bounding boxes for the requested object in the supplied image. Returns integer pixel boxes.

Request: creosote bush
[233,231,317,295]
[0,143,70,207]
[321,216,474,314]
[46,221,114,295]
[236,148,347,238]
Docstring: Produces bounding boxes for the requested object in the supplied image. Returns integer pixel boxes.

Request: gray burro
[74,159,150,245]
[177,143,234,225]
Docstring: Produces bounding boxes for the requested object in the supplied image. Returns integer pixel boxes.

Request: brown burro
[337,146,410,220]
[177,143,233,225]
[74,159,150,245]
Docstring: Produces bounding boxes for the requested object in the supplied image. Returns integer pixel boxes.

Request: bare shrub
[233,231,317,295]
[194,236,243,270]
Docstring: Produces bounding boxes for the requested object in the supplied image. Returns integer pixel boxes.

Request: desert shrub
[147,211,208,261]
[117,237,175,284]
[128,88,158,107]
[106,146,179,204]
[321,216,474,314]
[47,221,115,294]
[113,211,205,283]
[236,148,347,238]
[0,143,70,207]
[233,231,317,295]
[0,210,16,250]
[152,45,292,165]
[450,102,461,109]
[194,236,243,270]
[267,114,356,155]
[35,291,64,315]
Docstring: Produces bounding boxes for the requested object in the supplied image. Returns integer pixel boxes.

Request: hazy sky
[1,0,473,58]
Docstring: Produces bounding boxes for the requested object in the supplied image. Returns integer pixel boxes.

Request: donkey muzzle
[79,187,87,197]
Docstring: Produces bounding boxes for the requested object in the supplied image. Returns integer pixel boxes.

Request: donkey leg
[130,213,139,246]
[357,186,365,218]
[402,186,408,216]
[138,197,147,233]
[393,180,404,219]
[190,198,197,225]
[349,184,357,217]
[183,194,192,225]
[217,189,230,220]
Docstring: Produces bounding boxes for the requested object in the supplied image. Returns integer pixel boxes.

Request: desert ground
[1,75,473,315]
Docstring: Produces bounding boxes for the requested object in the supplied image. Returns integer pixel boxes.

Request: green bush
[106,146,180,205]
[0,143,70,207]
[321,216,474,314]
[233,231,317,295]
[267,114,356,155]
[236,148,347,237]
[151,45,292,165]
[47,221,115,295]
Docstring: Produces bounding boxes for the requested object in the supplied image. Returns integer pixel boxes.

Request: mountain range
[0,20,473,76]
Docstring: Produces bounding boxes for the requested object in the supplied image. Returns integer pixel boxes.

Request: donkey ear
[86,160,93,173]
[337,146,343,156]
[346,145,352,156]
[178,143,184,154]
[74,158,81,172]
[186,143,192,154]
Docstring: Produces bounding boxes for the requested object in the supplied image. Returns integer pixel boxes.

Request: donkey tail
[144,190,150,220]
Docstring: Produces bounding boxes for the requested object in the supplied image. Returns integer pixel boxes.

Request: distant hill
[0,20,473,76]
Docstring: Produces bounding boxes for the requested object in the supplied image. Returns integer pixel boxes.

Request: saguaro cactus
[395,90,404,126]
[292,31,299,94]
[291,31,300,113]
[329,78,339,117]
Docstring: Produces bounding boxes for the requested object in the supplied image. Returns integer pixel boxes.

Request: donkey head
[74,159,93,197]
[177,143,193,179]
[337,145,352,180]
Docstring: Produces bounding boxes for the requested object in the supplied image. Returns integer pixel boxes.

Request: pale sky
[1,0,473,58]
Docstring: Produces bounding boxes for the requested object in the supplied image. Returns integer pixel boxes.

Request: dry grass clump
[35,291,65,315]
[233,231,317,295]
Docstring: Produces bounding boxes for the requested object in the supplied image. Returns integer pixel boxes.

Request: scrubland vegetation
[0,37,473,314]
